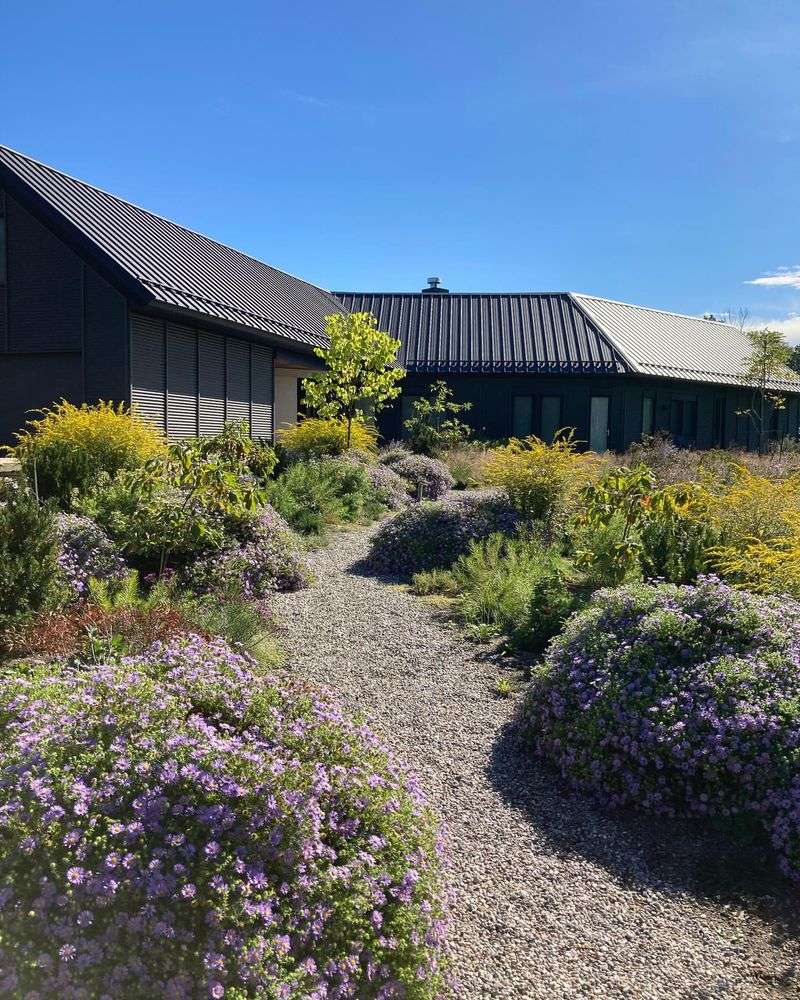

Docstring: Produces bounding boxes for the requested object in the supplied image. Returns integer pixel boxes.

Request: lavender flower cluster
[183,507,311,599]
[364,464,412,511]
[378,453,453,501]
[522,576,800,878]
[55,513,127,599]
[368,490,520,575]
[0,635,448,998]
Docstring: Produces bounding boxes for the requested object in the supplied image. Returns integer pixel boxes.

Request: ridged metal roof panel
[572,294,800,392]
[0,145,342,349]
[334,292,628,373]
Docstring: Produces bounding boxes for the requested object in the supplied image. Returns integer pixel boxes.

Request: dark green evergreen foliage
[0,479,62,628]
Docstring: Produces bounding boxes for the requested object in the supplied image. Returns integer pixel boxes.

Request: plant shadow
[488,713,800,946]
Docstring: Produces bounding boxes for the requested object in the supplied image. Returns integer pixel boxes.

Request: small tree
[403,380,473,456]
[303,313,405,446]
[738,327,793,453]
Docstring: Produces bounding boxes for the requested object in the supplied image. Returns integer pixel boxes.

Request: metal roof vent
[422,276,449,294]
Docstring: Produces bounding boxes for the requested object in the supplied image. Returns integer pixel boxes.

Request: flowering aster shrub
[378,454,453,501]
[364,463,412,511]
[55,513,127,599]
[368,490,519,575]
[182,507,310,598]
[522,577,800,876]
[0,635,447,998]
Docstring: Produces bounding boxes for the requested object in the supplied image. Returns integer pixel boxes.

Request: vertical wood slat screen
[130,315,166,430]
[131,314,275,439]
[166,323,198,438]
[251,344,274,440]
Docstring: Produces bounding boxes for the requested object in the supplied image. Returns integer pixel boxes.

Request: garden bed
[273,522,799,1000]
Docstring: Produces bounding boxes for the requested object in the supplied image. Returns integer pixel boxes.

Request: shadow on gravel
[488,714,800,944]
[346,556,406,586]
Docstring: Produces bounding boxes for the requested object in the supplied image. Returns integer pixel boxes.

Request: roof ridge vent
[422,276,449,294]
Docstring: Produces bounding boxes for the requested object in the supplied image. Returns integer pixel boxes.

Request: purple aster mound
[522,576,800,879]
[55,513,128,600]
[378,454,453,501]
[182,506,311,598]
[367,490,520,576]
[0,635,447,998]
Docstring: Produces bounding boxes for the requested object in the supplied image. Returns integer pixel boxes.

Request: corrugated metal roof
[334,292,628,373]
[571,294,800,392]
[0,145,344,349]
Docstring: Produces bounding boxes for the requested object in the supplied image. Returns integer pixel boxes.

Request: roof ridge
[334,290,573,297]
[0,143,339,303]
[571,291,739,329]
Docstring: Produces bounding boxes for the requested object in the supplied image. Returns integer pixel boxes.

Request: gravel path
[273,524,799,1000]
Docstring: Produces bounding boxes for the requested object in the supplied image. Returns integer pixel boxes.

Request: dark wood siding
[198,331,225,436]
[130,315,166,428]
[5,194,83,352]
[0,189,128,444]
[381,373,793,452]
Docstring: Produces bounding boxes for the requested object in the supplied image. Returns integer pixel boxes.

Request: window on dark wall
[641,395,655,437]
[540,396,562,442]
[669,397,698,444]
[512,396,534,437]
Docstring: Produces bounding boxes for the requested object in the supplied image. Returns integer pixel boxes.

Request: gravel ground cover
[272,522,799,1000]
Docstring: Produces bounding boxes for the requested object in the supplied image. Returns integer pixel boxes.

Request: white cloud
[745,267,800,288]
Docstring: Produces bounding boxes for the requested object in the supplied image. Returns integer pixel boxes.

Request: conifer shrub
[0,479,62,630]
[0,636,447,998]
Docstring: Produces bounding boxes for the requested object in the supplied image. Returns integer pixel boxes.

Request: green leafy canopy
[303,312,405,443]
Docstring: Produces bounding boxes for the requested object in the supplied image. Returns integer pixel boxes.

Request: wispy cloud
[745,267,800,289]
[279,89,336,109]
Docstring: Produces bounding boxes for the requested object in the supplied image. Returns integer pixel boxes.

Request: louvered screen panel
[250,344,274,440]
[130,315,166,430]
[225,338,251,429]
[198,330,225,436]
[166,324,198,439]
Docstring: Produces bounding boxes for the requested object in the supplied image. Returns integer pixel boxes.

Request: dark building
[335,283,800,451]
[0,145,338,445]
[2,144,798,454]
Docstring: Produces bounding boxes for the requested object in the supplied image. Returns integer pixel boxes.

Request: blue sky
[3,1,800,337]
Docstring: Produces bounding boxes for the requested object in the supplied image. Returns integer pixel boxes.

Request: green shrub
[10,399,167,506]
[0,635,447,997]
[268,458,384,535]
[278,417,377,460]
[413,532,576,651]
[403,380,472,456]
[75,471,227,574]
[0,479,63,629]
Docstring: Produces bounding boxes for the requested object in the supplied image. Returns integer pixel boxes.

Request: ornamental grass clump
[55,513,128,600]
[277,418,377,460]
[367,490,519,576]
[0,635,447,998]
[522,577,800,877]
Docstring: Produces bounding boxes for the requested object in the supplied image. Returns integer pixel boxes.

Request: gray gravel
[273,523,799,1000]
